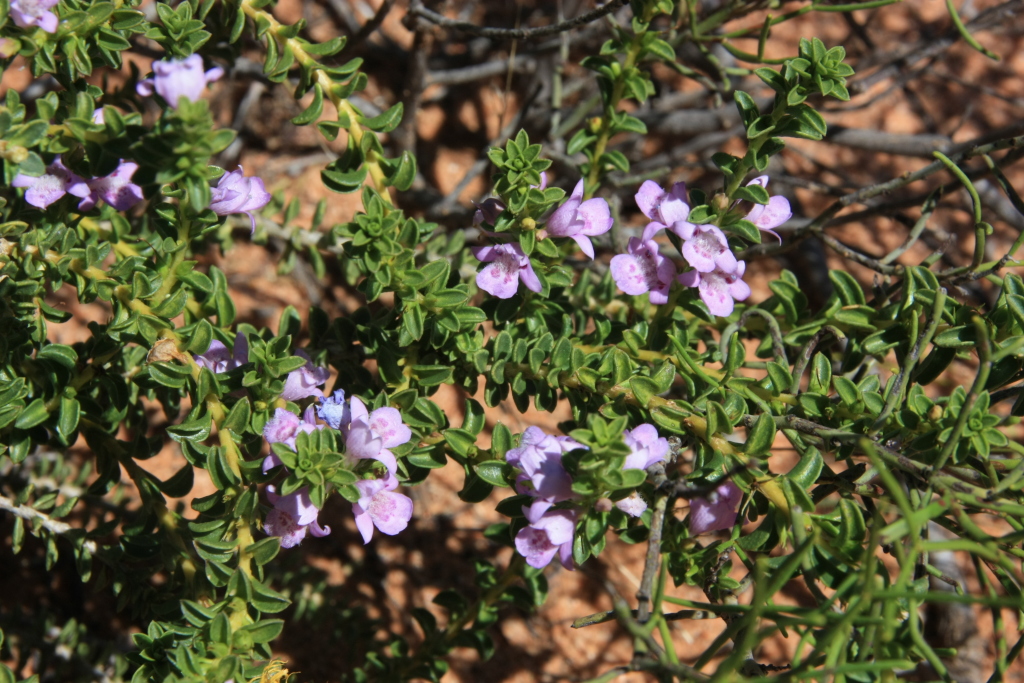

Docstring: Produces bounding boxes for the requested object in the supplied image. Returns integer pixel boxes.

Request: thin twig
[407,0,628,41]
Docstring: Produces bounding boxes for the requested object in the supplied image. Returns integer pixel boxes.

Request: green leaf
[291,83,324,125]
[236,619,284,644]
[474,461,509,487]
[14,398,48,430]
[786,448,823,488]
[745,413,776,457]
[361,102,404,133]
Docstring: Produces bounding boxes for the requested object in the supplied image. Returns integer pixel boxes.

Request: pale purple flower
[12,159,89,209]
[544,179,613,259]
[473,173,546,231]
[92,108,105,125]
[635,180,692,242]
[262,406,320,468]
[515,501,576,570]
[317,389,351,430]
[744,176,791,242]
[78,160,144,211]
[10,0,59,33]
[615,492,648,518]
[352,472,414,544]
[473,197,505,229]
[341,395,410,474]
[622,424,669,471]
[689,481,743,535]
[471,243,542,299]
[609,237,677,304]
[264,486,330,549]
[615,424,669,517]
[673,222,737,274]
[136,54,224,108]
[210,166,272,234]
[194,332,248,374]
[280,350,329,401]
[505,427,576,503]
[679,261,751,318]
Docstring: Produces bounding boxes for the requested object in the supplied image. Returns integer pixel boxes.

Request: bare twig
[407,0,628,41]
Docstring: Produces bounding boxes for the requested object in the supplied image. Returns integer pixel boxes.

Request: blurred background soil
[4,0,1024,680]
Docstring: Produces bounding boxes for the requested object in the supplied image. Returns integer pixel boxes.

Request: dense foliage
[1,0,1023,681]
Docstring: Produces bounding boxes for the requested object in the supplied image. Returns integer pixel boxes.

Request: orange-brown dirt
[3,0,1024,681]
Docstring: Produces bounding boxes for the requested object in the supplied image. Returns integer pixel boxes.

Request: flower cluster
[506,427,583,570]
[13,158,143,211]
[318,390,414,542]
[472,176,613,299]
[611,178,790,317]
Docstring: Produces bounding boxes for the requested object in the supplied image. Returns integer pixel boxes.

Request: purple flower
[317,389,351,430]
[78,160,144,211]
[10,0,59,33]
[210,166,272,234]
[673,222,737,274]
[614,424,669,518]
[261,407,321,470]
[264,486,330,549]
[744,176,791,242]
[137,54,224,108]
[12,159,89,209]
[544,179,613,259]
[194,332,248,374]
[280,350,329,402]
[473,197,506,229]
[635,180,692,242]
[515,501,576,570]
[505,427,577,503]
[615,492,648,518]
[689,481,743,535]
[341,395,411,474]
[622,424,669,471]
[609,237,677,304]
[471,243,542,299]
[473,173,546,231]
[679,261,751,318]
[352,472,414,544]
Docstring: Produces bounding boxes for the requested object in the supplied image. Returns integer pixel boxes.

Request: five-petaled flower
[12,159,89,209]
[194,332,248,374]
[262,406,321,472]
[209,166,272,234]
[471,243,542,299]
[609,237,677,304]
[78,160,144,212]
[689,481,743,535]
[614,424,670,518]
[505,426,579,503]
[515,501,576,570]
[635,180,692,242]
[679,261,751,318]
[352,472,414,544]
[324,391,411,474]
[544,179,614,258]
[137,54,224,108]
[264,486,331,549]
[10,0,60,33]
[744,176,791,242]
[280,350,330,402]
